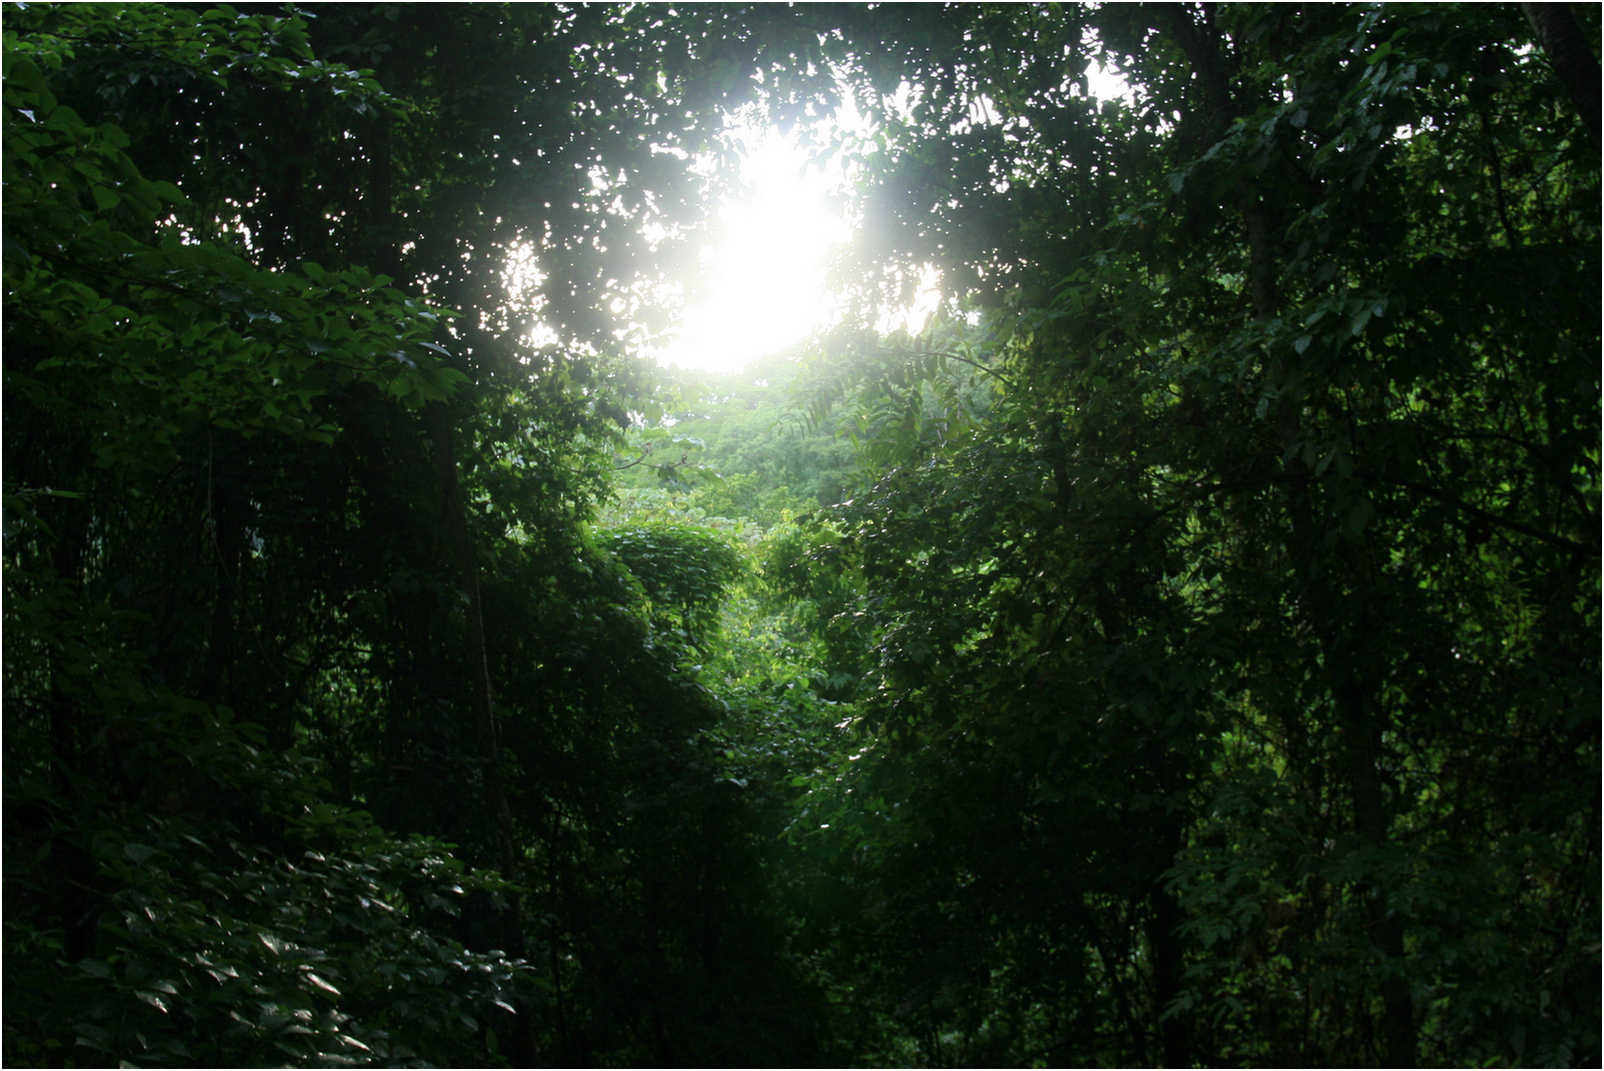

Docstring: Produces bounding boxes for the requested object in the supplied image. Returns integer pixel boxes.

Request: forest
[2,3,1598,1067]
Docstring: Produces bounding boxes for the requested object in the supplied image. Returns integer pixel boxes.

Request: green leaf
[300,971,340,998]
[134,990,170,1014]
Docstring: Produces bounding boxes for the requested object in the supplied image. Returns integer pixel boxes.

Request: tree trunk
[1522,3,1601,144]
[1163,5,1418,1061]
[1324,611,1415,1067]
[424,403,518,883]
[1148,825,1192,1068]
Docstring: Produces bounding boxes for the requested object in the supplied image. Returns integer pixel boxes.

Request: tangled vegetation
[5,4,1597,1066]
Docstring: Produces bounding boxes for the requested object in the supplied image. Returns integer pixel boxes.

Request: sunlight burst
[658,129,850,374]
[660,60,1126,375]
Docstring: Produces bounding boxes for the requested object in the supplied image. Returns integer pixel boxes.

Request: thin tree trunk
[424,403,519,885]
[1148,824,1191,1068]
[425,402,542,1066]
[1164,5,1417,1062]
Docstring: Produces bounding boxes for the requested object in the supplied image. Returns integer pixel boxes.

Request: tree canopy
[4,3,1598,1067]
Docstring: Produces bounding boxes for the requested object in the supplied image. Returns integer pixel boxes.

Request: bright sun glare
[657,129,851,375]
[658,62,1128,376]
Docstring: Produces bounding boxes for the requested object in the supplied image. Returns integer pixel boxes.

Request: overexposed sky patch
[657,128,850,374]
[656,58,1129,375]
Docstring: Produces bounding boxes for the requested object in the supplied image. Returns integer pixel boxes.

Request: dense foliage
[788,5,1600,1066]
[4,3,1598,1068]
